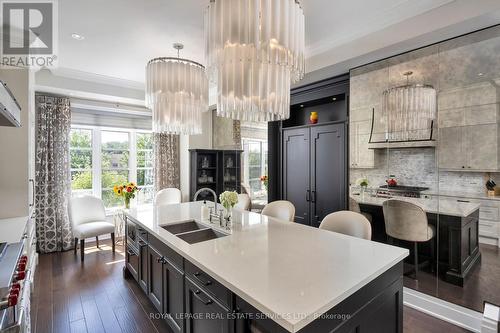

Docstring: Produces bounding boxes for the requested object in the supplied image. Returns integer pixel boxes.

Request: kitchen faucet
[193,188,223,225]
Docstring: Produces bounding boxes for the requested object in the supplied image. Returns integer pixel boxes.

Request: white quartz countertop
[0,215,29,243]
[352,193,480,217]
[125,202,408,333]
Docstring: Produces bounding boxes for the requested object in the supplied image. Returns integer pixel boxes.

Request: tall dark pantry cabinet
[269,75,349,227]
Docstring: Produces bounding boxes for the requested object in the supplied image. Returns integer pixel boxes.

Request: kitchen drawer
[185,260,232,309]
[479,220,499,238]
[137,227,148,241]
[126,244,139,281]
[149,234,183,271]
[479,206,499,221]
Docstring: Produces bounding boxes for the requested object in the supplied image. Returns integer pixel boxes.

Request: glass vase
[223,205,232,222]
[124,197,131,209]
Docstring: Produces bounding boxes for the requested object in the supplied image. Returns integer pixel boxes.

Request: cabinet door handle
[306,190,310,202]
[126,249,136,256]
[193,272,212,286]
[193,290,213,305]
[156,257,163,263]
[311,190,316,203]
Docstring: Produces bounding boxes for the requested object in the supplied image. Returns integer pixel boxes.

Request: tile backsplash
[350,148,491,194]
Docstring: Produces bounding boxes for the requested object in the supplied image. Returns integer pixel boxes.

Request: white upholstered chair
[319,211,372,240]
[261,200,296,222]
[68,196,115,261]
[154,188,182,206]
[382,199,435,279]
[235,194,251,211]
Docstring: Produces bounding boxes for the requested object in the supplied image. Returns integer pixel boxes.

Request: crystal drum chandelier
[205,0,305,121]
[146,44,208,135]
[383,71,436,142]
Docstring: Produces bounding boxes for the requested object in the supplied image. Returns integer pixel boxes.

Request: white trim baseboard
[403,287,484,332]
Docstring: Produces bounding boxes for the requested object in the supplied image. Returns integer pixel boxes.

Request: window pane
[70,150,92,169]
[72,189,93,198]
[101,131,129,150]
[137,150,153,168]
[137,187,154,205]
[102,189,125,208]
[102,170,129,189]
[137,169,153,186]
[249,166,262,179]
[250,179,261,193]
[137,133,153,150]
[249,153,261,166]
[71,171,92,190]
[102,150,129,169]
[70,129,92,148]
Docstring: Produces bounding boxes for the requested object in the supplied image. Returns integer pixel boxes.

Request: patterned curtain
[154,133,180,192]
[35,95,73,253]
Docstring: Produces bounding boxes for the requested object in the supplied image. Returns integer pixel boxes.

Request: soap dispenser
[201,200,210,221]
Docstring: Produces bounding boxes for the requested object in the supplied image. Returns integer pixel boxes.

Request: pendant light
[383,71,436,142]
[146,43,208,135]
[205,0,305,122]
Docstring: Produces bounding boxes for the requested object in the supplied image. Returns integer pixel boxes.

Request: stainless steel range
[0,242,30,332]
[376,185,429,198]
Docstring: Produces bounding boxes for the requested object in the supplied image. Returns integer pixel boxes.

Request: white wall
[179,111,213,202]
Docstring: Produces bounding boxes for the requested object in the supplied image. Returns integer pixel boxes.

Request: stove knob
[17,263,26,271]
[15,271,26,281]
[10,288,19,297]
[7,294,18,307]
[10,283,20,290]
[20,255,28,261]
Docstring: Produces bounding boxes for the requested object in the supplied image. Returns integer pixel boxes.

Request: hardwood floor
[404,243,500,312]
[31,240,471,333]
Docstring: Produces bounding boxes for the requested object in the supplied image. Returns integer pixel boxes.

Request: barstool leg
[414,242,419,280]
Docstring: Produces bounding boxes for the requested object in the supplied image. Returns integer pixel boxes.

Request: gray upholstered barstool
[349,197,373,222]
[235,193,251,211]
[382,199,435,279]
[319,211,372,240]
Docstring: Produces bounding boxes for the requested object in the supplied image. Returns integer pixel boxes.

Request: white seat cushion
[73,221,115,239]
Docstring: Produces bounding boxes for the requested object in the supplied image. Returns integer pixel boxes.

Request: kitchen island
[123,201,408,333]
[352,193,481,286]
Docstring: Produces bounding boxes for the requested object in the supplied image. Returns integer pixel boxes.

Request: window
[69,126,153,210]
[136,133,154,205]
[242,139,268,199]
[70,129,93,197]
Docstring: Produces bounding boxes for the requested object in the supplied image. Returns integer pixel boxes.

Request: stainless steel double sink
[161,220,228,244]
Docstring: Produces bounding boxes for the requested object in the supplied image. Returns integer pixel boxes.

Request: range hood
[368,75,437,149]
[0,80,21,127]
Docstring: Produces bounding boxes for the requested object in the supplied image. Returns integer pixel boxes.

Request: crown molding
[48,67,144,90]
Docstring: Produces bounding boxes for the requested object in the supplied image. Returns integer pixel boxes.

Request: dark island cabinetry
[124,216,404,333]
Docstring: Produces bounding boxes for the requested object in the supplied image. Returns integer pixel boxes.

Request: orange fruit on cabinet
[310,111,318,124]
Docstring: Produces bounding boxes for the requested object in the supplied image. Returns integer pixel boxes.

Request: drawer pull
[126,249,136,256]
[193,290,213,305]
[193,272,212,286]
[457,200,470,203]
[138,240,147,247]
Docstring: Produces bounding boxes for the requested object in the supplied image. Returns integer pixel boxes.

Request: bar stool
[261,200,296,222]
[319,211,372,240]
[382,199,435,279]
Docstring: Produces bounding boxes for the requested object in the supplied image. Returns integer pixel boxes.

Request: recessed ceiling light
[478,72,484,77]
[332,97,337,101]
[71,33,85,40]
[300,104,304,108]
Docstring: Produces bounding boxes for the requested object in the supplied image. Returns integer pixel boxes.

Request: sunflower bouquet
[113,182,139,209]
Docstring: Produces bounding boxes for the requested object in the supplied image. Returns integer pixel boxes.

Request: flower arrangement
[113,182,139,209]
[356,178,369,188]
[260,175,268,191]
[219,191,239,214]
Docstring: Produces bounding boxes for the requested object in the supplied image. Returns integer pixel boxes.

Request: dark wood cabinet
[138,238,148,293]
[163,259,185,333]
[283,127,311,225]
[283,123,346,227]
[148,245,163,312]
[185,278,232,333]
[189,149,243,201]
[125,244,139,281]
